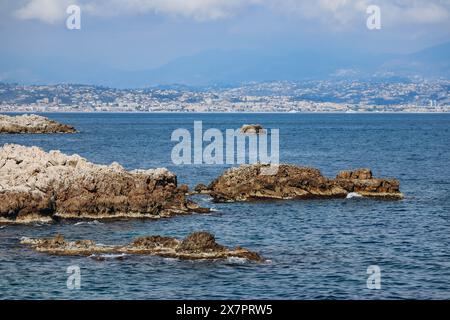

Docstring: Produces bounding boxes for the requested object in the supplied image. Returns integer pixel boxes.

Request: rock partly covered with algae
[0,114,76,134]
[0,144,207,224]
[20,231,264,262]
[197,164,403,202]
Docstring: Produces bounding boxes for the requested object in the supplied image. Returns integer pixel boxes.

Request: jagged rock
[0,114,76,134]
[132,236,179,249]
[203,164,403,202]
[0,144,207,224]
[177,232,225,253]
[240,124,266,134]
[194,183,210,194]
[336,168,372,180]
[20,231,264,262]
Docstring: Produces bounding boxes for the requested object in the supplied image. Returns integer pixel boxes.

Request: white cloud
[83,0,263,21]
[15,0,75,24]
[13,0,262,23]
[264,0,450,30]
[13,0,450,26]
[402,3,449,24]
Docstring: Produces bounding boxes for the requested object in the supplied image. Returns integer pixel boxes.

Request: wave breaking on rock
[196,164,403,202]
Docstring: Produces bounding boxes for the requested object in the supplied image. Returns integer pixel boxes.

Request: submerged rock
[0,144,207,224]
[0,114,76,134]
[20,231,264,262]
[203,164,403,202]
[240,124,266,134]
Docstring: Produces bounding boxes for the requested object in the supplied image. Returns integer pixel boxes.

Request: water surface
[1,113,449,299]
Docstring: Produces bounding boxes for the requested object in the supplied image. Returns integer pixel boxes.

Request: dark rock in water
[240,124,266,134]
[0,114,76,134]
[132,235,179,249]
[20,232,264,262]
[177,232,225,253]
[202,164,403,202]
[336,168,373,180]
[0,144,208,224]
[194,183,210,194]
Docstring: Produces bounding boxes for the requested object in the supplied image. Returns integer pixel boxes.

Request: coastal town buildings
[1,80,449,113]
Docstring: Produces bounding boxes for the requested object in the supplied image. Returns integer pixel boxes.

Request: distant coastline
[1,80,449,113]
[1,111,450,114]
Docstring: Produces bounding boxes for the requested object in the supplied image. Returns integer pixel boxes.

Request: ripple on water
[1,113,450,299]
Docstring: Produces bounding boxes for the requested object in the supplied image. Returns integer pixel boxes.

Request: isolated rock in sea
[203,164,403,202]
[240,124,266,134]
[194,183,210,194]
[20,231,263,262]
[0,144,206,224]
[0,114,76,134]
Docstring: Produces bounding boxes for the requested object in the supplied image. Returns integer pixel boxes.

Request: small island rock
[201,164,403,202]
[0,114,76,134]
[20,231,264,262]
[240,124,266,134]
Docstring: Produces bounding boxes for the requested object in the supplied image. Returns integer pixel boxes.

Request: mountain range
[1,42,449,88]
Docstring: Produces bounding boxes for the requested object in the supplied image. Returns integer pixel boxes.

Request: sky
[1,0,450,85]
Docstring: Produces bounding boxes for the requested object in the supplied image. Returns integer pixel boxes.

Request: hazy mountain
[142,42,450,86]
[0,42,449,87]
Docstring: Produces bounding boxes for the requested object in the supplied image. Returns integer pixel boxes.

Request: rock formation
[0,114,76,134]
[20,231,263,262]
[0,144,207,224]
[199,164,403,202]
[194,183,209,194]
[240,124,265,134]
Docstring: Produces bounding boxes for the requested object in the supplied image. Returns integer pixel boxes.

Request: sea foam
[346,192,363,199]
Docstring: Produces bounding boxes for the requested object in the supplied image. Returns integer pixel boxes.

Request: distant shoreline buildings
[1,81,449,113]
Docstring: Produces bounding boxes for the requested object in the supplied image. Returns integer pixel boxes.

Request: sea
[0,113,449,299]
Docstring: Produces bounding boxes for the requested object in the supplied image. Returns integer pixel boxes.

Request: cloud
[15,0,75,24]
[268,0,450,27]
[13,0,450,27]
[13,0,262,23]
[400,3,449,24]
[83,0,263,21]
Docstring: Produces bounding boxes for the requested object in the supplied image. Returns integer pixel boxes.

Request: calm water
[0,113,449,299]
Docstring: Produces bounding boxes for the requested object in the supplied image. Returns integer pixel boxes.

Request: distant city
[0,80,449,113]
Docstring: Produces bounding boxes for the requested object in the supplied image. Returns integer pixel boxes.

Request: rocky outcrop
[194,183,210,194]
[0,144,207,224]
[20,231,263,262]
[240,124,265,134]
[0,114,76,134]
[202,164,403,202]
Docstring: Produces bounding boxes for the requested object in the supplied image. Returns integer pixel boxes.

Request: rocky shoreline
[0,143,404,224]
[0,144,207,224]
[196,164,403,202]
[20,231,264,262]
[0,114,76,134]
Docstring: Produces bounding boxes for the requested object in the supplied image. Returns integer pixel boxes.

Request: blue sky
[1,0,450,85]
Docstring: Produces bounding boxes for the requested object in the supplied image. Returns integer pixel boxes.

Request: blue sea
[0,113,449,299]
